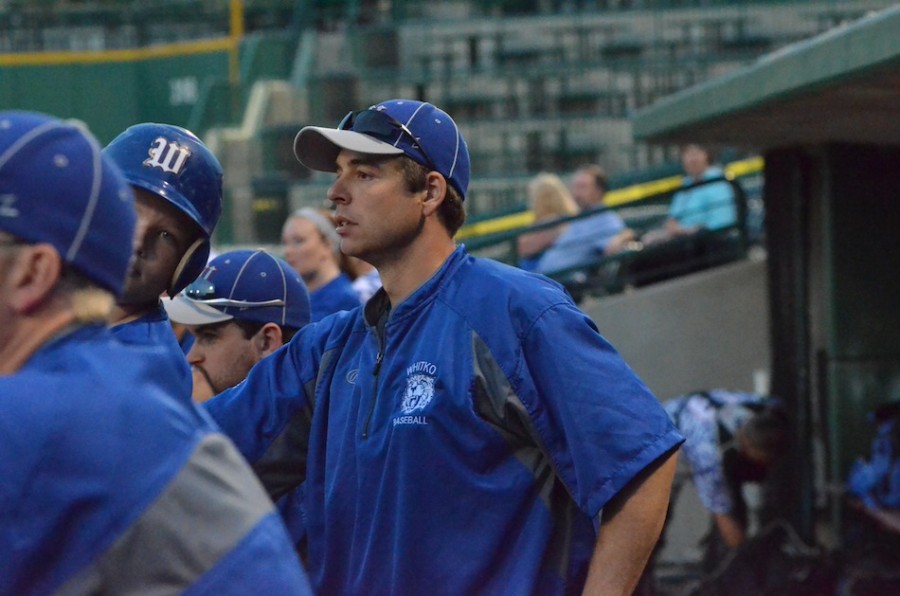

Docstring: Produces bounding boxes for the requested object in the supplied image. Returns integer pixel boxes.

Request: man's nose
[327,176,348,205]
[187,345,203,365]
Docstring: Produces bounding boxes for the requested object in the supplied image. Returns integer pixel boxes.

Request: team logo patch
[401,373,435,414]
[143,136,191,175]
[394,361,437,427]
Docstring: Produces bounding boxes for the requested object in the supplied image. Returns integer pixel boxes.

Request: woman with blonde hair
[282,207,359,321]
[517,172,579,271]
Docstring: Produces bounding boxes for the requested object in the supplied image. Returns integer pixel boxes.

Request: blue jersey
[110,302,192,401]
[207,246,683,595]
[310,273,359,322]
[0,325,312,595]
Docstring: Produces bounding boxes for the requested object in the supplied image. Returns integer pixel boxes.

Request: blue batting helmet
[103,122,223,295]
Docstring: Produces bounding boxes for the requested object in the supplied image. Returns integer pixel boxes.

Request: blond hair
[57,268,115,324]
[527,173,579,221]
[70,288,115,323]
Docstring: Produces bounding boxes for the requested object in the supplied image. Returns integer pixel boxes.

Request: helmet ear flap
[169,237,210,296]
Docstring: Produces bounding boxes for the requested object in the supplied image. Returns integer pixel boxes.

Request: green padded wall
[0,50,229,142]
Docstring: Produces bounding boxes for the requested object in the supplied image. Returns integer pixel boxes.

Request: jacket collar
[364,245,468,327]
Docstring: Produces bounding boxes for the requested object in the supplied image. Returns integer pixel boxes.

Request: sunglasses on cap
[338,109,438,173]
[184,277,285,309]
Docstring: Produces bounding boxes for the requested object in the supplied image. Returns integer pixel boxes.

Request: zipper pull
[373,350,384,376]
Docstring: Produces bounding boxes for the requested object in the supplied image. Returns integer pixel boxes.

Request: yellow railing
[0,1,244,71]
[456,156,764,240]
[0,38,234,67]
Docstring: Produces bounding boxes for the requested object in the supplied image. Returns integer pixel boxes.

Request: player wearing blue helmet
[104,122,223,400]
[0,111,312,593]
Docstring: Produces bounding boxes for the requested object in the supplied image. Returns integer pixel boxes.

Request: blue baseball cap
[0,111,136,296]
[293,99,471,199]
[164,249,311,330]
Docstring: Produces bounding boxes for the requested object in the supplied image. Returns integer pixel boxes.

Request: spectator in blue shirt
[670,144,737,230]
[535,164,635,276]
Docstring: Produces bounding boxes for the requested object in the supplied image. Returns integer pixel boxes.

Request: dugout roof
[632,4,900,148]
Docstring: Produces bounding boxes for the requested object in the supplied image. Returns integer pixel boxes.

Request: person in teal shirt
[663,144,737,238]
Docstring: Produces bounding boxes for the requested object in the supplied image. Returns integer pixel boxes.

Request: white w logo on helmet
[143,137,191,175]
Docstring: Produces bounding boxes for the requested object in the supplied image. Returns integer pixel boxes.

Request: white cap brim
[293,126,404,172]
[164,295,233,326]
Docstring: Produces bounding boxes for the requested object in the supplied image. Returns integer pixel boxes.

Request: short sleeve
[516,302,684,517]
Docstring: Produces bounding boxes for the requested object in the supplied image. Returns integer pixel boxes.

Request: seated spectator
[282,207,359,321]
[516,172,579,271]
[626,146,744,287]
[643,144,737,245]
[535,164,635,276]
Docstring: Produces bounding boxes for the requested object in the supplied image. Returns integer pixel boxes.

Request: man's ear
[421,171,448,217]
[8,244,63,314]
[254,322,284,357]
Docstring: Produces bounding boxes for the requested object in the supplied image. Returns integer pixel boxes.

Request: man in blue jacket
[206,99,683,595]
[0,111,311,594]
